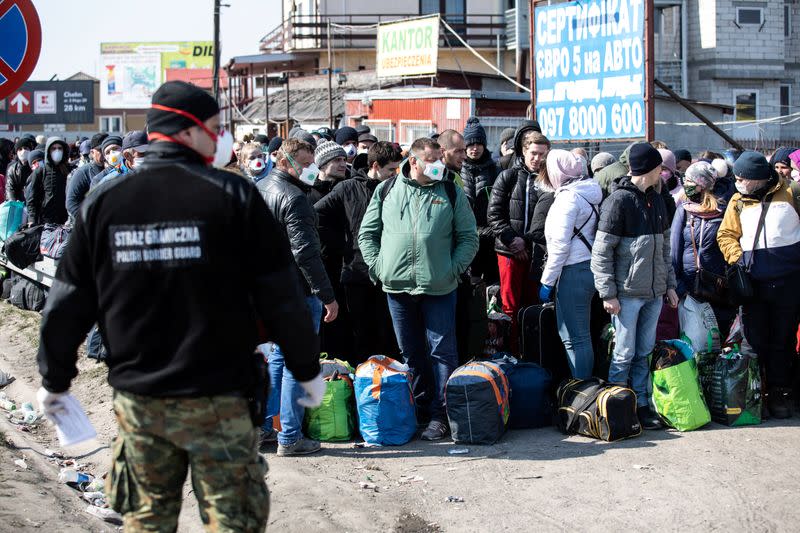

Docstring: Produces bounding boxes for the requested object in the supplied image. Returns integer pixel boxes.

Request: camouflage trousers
[107,391,269,532]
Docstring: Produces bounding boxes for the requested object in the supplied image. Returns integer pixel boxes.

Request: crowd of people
[1,80,799,531]
[3,98,800,453]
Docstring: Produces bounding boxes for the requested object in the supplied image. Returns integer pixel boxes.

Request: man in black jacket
[486,122,548,353]
[36,81,323,531]
[315,141,402,366]
[461,117,500,284]
[65,132,108,218]
[27,137,71,226]
[257,137,338,456]
[5,137,36,202]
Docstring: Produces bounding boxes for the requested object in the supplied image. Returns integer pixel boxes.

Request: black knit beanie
[463,117,487,148]
[147,81,220,136]
[628,142,663,176]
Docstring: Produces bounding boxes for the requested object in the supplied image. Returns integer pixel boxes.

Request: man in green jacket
[359,137,479,441]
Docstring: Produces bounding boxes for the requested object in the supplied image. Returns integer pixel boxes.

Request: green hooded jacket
[358,161,479,296]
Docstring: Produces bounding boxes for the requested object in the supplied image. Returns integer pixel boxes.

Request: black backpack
[8,277,46,312]
[2,225,44,269]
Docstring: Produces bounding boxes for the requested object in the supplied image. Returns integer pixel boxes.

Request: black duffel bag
[2,225,43,269]
[556,378,642,442]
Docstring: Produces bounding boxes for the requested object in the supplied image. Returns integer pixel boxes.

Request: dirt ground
[1,300,799,532]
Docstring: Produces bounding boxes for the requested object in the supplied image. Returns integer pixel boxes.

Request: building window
[736,8,763,25]
[364,120,395,142]
[99,116,122,133]
[780,85,791,117]
[734,91,758,122]
[399,120,433,146]
[420,0,466,25]
[785,5,791,37]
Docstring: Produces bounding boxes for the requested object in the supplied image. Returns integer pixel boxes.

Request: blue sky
[30,0,282,80]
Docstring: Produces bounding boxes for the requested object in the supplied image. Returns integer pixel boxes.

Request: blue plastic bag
[354,355,416,446]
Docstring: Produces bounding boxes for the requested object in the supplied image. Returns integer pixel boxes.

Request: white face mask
[344,144,357,158]
[792,169,800,182]
[18,149,30,164]
[212,130,235,168]
[269,154,277,164]
[735,178,766,195]
[248,157,266,174]
[50,149,64,164]
[106,150,123,166]
[414,154,446,181]
[298,163,320,186]
[132,156,146,168]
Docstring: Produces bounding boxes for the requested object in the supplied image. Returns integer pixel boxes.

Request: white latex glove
[37,386,68,420]
[296,372,326,408]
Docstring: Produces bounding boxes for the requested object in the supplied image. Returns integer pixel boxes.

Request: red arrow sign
[8,90,30,114]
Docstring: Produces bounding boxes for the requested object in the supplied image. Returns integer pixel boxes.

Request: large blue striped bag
[354,355,416,446]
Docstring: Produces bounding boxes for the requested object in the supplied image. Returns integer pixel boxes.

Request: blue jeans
[386,290,458,423]
[264,296,323,445]
[86,324,107,361]
[555,261,595,380]
[609,296,663,407]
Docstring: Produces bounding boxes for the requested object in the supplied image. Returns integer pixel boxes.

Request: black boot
[767,388,793,419]
[637,406,664,430]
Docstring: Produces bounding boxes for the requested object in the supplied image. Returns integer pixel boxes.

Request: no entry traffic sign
[0,0,42,100]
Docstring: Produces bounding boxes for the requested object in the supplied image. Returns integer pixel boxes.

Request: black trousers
[344,283,398,368]
[742,275,800,389]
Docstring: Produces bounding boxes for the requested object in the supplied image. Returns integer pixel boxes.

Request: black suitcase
[518,303,571,386]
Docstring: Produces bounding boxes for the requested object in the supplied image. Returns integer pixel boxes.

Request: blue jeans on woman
[555,261,595,379]
[386,290,458,423]
[609,296,663,407]
[263,296,323,446]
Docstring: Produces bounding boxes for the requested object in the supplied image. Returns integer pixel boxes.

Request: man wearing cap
[673,149,692,174]
[36,80,323,531]
[307,140,347,204]
[591,142,678,430]
[87,135,123,187]
[66,133,108,218]
[357,133,378,155]
[335,126,359,164]
[76,139,92,168]
[590,152,616,177]
[27,149,45,172]
[5,137,36,202]
[94,131,149,187]
[717,151,800,418]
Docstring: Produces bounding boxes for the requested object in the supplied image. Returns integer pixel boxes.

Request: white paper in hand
[50,394,97,447]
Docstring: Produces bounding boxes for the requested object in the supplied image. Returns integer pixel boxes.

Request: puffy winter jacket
[462,151,500,238]
[314,169,381,286]
[486,121,543,257]
[717,177,800,281]
[257,168,336,304]
[5,159,31,202]
[541,178,603,286]
[358,162,479,296]
[27,138,70,226]
[591,176,676,300]
[66,161,105,217]
[670,204,727,297]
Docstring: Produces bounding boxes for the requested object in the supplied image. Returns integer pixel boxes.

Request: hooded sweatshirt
[26,137,70,226]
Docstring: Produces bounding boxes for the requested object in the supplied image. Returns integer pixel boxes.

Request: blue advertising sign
[533,0,645,141]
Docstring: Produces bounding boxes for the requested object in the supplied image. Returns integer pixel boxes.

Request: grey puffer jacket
[591,176,676,300]
[257,168,335,304]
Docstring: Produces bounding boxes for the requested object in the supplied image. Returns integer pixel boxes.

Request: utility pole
[284,73,290,137]
[213,0,221,102]
[263,68,270,137]
[327,19,334,128]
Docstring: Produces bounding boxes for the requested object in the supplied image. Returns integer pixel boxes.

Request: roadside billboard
[99,42,214,108]
[376,15,439,79]
[532,0,647,141]
[0,80,94,125]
